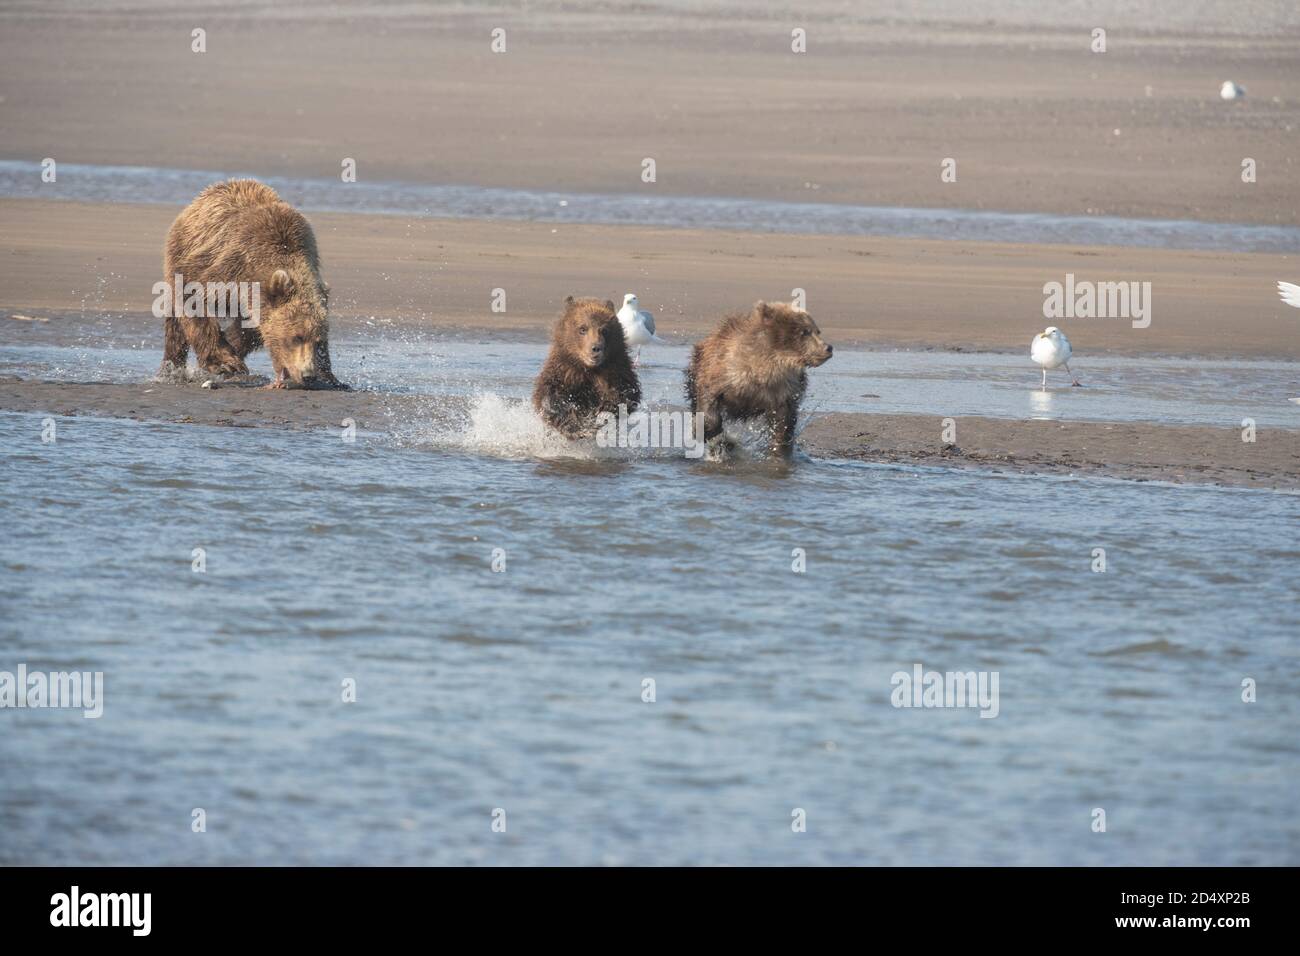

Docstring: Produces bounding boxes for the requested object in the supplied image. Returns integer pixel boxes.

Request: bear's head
[558,296,624,369]
[753,301,833,368]
[259,268,330,385]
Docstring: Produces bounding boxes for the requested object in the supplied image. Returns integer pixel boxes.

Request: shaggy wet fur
[685,301,833,457]
[160,179,344,388]
[532,296,641,438]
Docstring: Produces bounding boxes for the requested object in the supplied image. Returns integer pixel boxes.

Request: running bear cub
[532,296,641,438]
[686,301,833,458]
[160,179,344,388]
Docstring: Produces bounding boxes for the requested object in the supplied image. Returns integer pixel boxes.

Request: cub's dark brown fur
[685,301,833,457]
[532,296,641,438]
[160,179,344,388]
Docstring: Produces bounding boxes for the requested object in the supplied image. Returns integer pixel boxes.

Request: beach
[3,197,1300,357]
[1,2,1297,223]
[4,0,1300,364]
[3,195,1298,489]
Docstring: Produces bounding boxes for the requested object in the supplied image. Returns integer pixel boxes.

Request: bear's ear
[267,269,295,303]
[604,299,617,313]
[753,299,772,322]
[564,295,576,306]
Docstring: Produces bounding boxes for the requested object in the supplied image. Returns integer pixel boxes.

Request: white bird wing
[639,309,665,342]
[1278,281,1300,309]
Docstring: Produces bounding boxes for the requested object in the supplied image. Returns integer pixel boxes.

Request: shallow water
[1,406,1297,865]
[5,160,1299,252]
[4,315,1299,428]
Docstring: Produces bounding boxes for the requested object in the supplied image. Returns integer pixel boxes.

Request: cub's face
[561,297,620,368]
[762,303,834,368]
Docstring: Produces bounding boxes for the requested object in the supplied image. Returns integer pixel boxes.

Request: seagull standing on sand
[617,293,664,364]
[1031,326,1081,390]
[1220,80,1246,101]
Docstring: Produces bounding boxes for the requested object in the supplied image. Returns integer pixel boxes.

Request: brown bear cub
[686,301,833,458]
[160,179,345,388]
[532,296,641,438]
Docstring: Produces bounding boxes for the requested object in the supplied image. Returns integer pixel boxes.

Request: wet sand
[3,376,1295,489]
[1,4,1297,225]
[4,198,1299,359]
[800,411,1300,488]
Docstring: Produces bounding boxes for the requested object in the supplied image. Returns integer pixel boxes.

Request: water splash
[391,391,733,463]
[459,392,606,460]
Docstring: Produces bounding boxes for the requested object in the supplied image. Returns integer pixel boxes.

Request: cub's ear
[604,299,617,313]
[267,269,295,303]
[564,295,576,306]
[752,299,772,321]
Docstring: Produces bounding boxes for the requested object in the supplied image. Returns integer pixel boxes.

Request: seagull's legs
[1064,361,1081,386]
[1041,367,1047,391]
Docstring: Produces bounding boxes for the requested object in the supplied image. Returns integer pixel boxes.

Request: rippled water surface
[4,313,1300,428]
[1,400,1298,864]
[4,160,1299,252]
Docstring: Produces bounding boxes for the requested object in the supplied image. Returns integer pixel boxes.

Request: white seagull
[617,293,663,364]
[1220,81,1245,101]
[1031,326,1081,390]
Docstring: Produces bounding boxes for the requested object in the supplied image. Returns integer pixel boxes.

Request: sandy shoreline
[1,7,1297,226]
[801,411,1299,489]
[3,375,1295,489]
[4,198,1298,359]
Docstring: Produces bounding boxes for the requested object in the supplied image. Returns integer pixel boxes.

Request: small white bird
[617,293,663,364]
[1031,326,1081,390]
[1220,80,1245,101]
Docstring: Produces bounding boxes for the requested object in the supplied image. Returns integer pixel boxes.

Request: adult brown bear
[159,179,345,388]
[685,301,832,458]
[532,296,641,438]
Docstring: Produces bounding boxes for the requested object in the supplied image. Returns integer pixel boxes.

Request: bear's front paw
[705,435,738,462]
[206,357,249,377]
